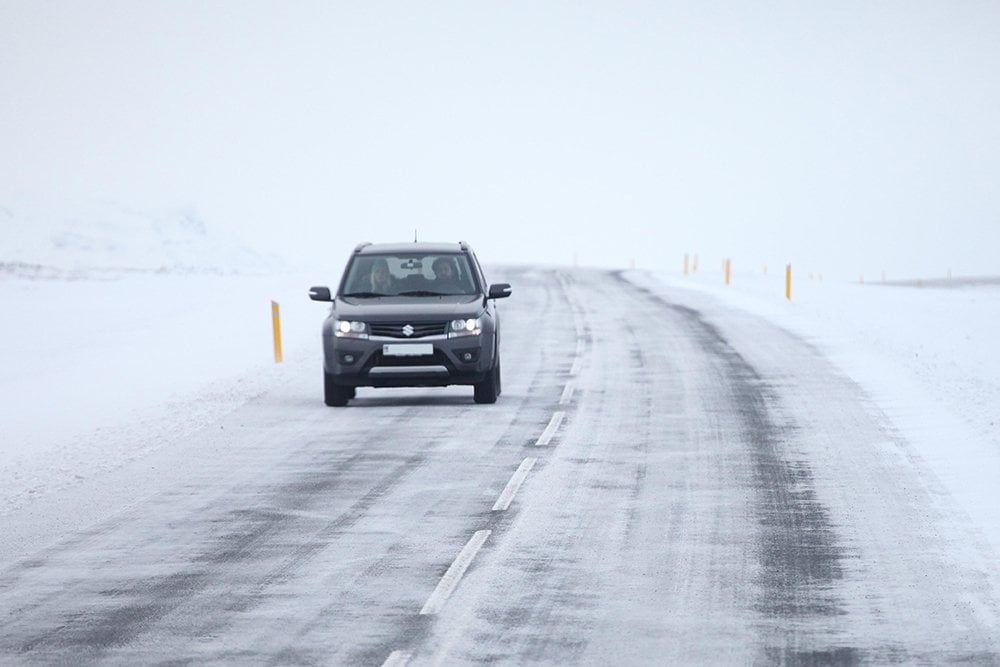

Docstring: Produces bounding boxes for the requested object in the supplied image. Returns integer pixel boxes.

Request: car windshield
[341,253,478,297]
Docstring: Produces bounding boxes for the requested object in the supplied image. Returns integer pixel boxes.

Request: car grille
[369,321,448,339]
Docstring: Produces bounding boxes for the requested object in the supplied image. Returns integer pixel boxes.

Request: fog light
[340,353,357,364]
[455,348,480,363]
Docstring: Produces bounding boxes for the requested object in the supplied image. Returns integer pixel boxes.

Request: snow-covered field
[0,206,320,521]
[1,210,998,561]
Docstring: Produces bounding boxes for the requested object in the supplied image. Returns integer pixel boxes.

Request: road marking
[534,411,565,447]
[381,651,412,667]
[570,338,585,375]
[420,530,491,615]
[559,381,575,405]
[492,458,537,511]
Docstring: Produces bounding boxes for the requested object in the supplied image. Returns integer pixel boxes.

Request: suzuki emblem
[402,324,414,337]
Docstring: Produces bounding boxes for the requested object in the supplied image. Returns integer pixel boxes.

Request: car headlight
[448,317,482,337]
[334,320,369,339]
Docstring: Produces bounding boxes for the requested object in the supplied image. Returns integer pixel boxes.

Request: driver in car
[432,257,461,290]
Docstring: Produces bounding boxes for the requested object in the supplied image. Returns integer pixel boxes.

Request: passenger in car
[370,258,395,293]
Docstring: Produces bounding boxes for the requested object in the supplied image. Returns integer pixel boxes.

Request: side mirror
[488,283,512,299]
[308,286,333,302]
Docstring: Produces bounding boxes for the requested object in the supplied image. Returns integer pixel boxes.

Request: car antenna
[414,228,418,243]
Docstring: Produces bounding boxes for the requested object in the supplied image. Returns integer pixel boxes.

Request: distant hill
[0,196,281,277]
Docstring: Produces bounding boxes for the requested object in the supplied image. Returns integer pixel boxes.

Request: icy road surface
[1,268,998,664]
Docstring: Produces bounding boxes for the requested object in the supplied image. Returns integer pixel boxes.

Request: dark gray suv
[308,242,512,406]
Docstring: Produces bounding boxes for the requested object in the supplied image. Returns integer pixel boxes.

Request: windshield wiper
[342,291,389,298]
[397,290,448,297]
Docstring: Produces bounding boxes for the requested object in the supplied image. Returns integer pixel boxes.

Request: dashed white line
[559,381,575,405]
[492,458,537,511]
[419,530,491,615]
[569,337,585,376]
[381,650,413,667]
[534,411,565,447]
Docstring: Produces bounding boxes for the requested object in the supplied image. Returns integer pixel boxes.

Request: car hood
[334,296,482,322]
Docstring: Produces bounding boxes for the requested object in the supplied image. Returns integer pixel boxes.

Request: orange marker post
[271,301,283,363]
[785,264,792,301]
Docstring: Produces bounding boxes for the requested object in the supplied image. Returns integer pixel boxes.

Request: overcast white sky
[2,1,998,279]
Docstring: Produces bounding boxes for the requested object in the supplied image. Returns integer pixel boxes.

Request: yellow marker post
[725,258,731,285]
[785,264,792,301]
[271,301,283,363]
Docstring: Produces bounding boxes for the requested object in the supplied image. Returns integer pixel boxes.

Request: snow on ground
[624,266,1000,556]
[0,201,324,517]
[1,203,997,562]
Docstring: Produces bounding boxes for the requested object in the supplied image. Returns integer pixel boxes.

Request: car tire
[324,371,351,407]
[474,355,500,404]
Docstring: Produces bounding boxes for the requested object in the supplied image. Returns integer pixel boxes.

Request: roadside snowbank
[0,270,324,517]
[0,199,319,516]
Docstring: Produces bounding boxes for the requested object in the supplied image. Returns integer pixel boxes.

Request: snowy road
[1,268,999,664]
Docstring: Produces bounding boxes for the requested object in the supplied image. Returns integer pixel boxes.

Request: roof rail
[353,242,372,253]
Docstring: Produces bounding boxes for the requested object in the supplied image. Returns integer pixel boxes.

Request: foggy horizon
[3,1,998,280]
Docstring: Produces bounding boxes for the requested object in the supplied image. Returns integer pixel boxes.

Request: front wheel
[473,356,501,404]
[324,372,352,407]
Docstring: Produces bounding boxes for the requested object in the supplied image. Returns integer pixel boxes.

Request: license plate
[383,343,434,357]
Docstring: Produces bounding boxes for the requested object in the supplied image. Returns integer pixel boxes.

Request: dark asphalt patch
[8,450,427,659]
[618,273,858,662]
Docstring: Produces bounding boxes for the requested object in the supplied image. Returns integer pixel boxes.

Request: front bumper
[322,334,495,387]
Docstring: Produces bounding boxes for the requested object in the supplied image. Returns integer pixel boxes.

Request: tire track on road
[623,275,852,662]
